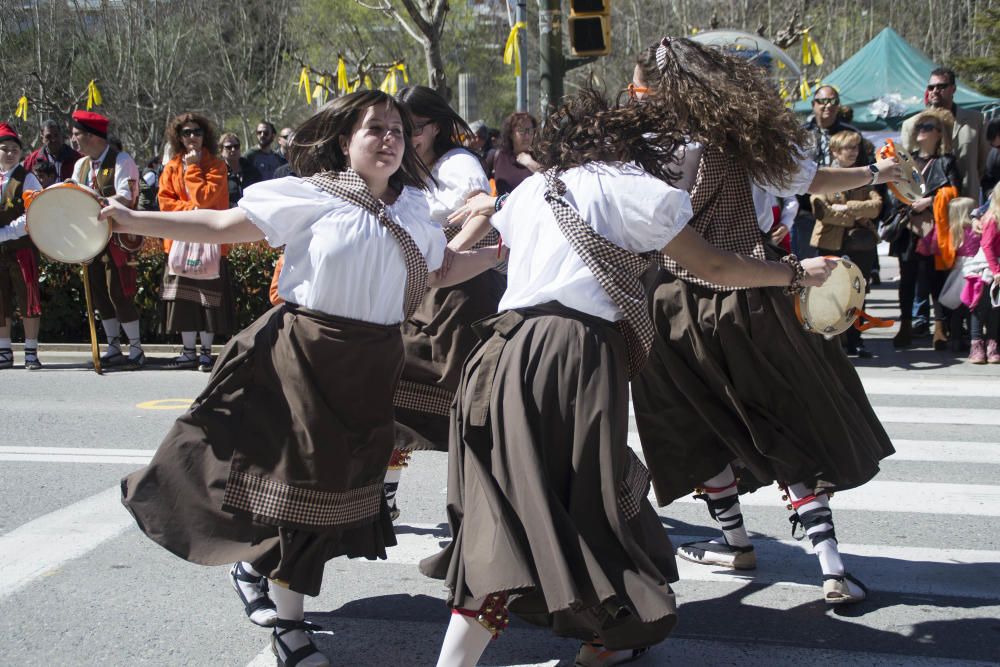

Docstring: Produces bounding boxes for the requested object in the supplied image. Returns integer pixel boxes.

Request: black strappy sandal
[0,348,13,370]
[229,562,277,627]
[271,619,329,667]
[823,572,868,605]
[24,348,43,370]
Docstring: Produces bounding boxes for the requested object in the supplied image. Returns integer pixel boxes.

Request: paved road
[2,255,999,666]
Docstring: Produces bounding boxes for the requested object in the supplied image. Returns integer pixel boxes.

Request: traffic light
[568,0,611,57]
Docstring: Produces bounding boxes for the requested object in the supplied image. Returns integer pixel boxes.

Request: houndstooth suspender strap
[658,145,763,291]
[542,169,655,378]
[305,169,428,319]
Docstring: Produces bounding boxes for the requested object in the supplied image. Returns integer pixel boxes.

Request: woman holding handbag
[810,130,883,357]
[157,113,234,371]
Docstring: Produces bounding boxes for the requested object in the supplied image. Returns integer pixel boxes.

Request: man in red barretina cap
[0,122,45,370]
[69,110,145,367]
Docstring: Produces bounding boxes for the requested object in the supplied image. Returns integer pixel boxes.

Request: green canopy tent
[792,27,999,130]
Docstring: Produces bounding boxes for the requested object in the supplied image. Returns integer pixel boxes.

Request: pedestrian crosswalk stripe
[856,375,1000,397]
[0,446,155,465]
[627,405,1000,425]
[0,485,131,601]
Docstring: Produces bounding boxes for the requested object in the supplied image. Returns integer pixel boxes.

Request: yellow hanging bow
[503,21,527,76]
[86,80,102,110]
[337,57,350,94]
[298,67,313,104]
[379,64,408,95]
[799,77,811,100]
[313,75,329,106]
[15,96,29,121]
[801,29,824,66]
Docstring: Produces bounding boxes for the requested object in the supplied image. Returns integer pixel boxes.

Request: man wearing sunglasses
[794,86,870,259]
[244,120,287,182]
[901,68,989,200]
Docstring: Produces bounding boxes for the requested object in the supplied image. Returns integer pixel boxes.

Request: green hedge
[22,242,281,343]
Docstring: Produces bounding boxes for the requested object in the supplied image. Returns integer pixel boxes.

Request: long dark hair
[165,112,218,157]
[396,85,472,163]
[533,86,686,183]
[286,90,430,190]
[499,111,537,155]
[635,37,810,190]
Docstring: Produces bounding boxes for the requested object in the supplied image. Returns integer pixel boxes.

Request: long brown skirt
[394,269,506,451]
[122,303,401,596]
[420,303,678,651]
[160,258,235,335]
[631,269,895,506]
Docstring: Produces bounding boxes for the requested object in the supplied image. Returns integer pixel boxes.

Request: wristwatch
[868,163,880,185]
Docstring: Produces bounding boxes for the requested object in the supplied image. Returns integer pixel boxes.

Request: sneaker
[229,562,278,627]
[823,572,867,605]
[24,349,43,370]
[676,539,756,570]
[988,340,1000,364]
[575,643,650,667]
[271,619,330,667]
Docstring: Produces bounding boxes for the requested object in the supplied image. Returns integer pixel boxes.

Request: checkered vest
[542,169,656,378]
[659,145,763,291]
[305,169,428,320]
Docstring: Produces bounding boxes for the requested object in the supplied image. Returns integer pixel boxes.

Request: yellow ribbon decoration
[313,75,328,106]
[86,80,102,110]
[379,64,408,95]
[799,78,811,100]
[15,96,29,121]
[337,57,350,94]
[297,67,313,104]
[801,29,824,66]
[503,21,527,76]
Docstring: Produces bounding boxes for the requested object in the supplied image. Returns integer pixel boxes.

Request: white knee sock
[121,319,140,345]
[181,331,197,351]
[199,331,214,351]
[101,318,121,347]
[270,582,328,666]
[787,483,844,576]
[436,611,493,667]
[0,337,11,349]
[384,468,402,506]
[702,466,751,548]
[242,561,263,578]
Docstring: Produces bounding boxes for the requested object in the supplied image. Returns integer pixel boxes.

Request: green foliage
[954,8,1000,97]
[28,245,280,344]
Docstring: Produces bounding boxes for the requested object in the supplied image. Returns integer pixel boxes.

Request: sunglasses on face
[279,134,290,140]
[916,122,941,132]
[627,83,649,99]
[926,83,951,92]
[180,127,204,138]
[221,144,240,150]
[813,97,839,106]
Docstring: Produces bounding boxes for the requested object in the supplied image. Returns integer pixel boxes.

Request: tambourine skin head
[878,138,923,204]
[796,257,866,337]
[25,184,111,264]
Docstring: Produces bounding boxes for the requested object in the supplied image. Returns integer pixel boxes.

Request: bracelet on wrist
[780,254,806,295]
[494,193,509,213]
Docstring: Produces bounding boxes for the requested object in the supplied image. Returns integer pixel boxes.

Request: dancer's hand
[800,256,837,287]
[770,224,789,244]
[447,192,496,225]
[99,198,136,232]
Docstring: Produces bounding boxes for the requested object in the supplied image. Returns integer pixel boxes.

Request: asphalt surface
[2,252,998,666]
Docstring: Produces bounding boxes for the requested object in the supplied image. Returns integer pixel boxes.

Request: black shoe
[125,350,146,369]
[271,619,329,667]
[197,353,214,373]
[24,348,43,370]
[0,348,13,370]
[892,321,912,348]
[856,346,873,359]
[169,347,198,369]
[100,347,127,366]
[870,270,881,286]
[229,562,277,627]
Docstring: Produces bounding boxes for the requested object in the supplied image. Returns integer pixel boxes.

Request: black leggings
[898,254,948,322]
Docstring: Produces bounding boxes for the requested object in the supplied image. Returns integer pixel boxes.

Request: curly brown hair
[533,86,688,183]
[165,112,218,157]
[286,90,430,191]
[635,37,810,190]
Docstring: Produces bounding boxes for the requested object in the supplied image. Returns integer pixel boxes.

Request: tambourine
[23,183,111,264]
[877,138,923,204]
[794,257,894,337]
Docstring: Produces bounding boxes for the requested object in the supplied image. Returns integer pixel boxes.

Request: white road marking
[857,376,1000,397]
[0,446,154,465]
[872,406,1000,426]
[0,485,132,600]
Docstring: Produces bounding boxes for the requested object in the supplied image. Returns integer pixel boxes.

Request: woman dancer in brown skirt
[420,87,836,667]
[103,91,504,667]
[629,38,901,605]
[383,85,505,520]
